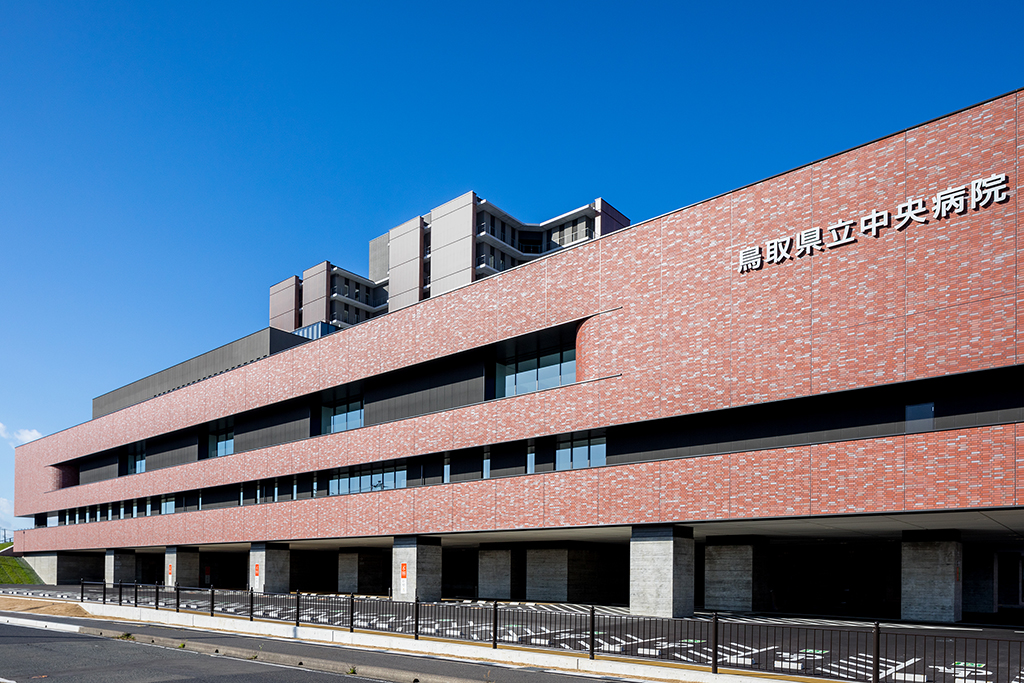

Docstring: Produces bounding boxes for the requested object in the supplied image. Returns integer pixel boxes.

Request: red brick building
[14,89,1023,623]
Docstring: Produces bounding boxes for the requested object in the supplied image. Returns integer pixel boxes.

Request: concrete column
[338,552,359,594]
[526,548,568,602]
[902,531,962,622]
[104,549,136,584]
[392,536,441,602]
[164,547,200,587]
[630,525,694,618]
[479,549,512,600]
[249,543,290,593]
[705,538,767,612]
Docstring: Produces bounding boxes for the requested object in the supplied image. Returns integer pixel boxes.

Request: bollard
[492,600,499,649]
[102,582,106,605]
[210,585,215,617]
[413,596,420,640]
[133,582,138,607]
[872,622,880,683]
[589,605,595,660]
[118,581,123,606]
[249,588,254,622]
[175,583,180,613]
[295,592,301,627]
[349,593,355,633]
[80,579,84,603]
[711,612,719,674]
[155,584,160,611]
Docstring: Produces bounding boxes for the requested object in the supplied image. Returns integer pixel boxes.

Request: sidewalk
[0,595,805,683]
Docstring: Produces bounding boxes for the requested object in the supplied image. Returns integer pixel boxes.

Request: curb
[78,625,477,683]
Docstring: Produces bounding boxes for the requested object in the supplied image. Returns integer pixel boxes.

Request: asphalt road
[0,622,360,682]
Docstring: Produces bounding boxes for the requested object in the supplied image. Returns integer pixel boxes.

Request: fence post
[102,582,106,605]
[175,583,180,613]
[349,593,355,633]
[249,588,254,622]
[80,579,84,603]
[414,596,420,640]
[295,592,301,627]
[118,581,122,606]
[492,601,499,649]
[872,622,880,683]
[589,605,596,660]
[210,586,215,617]
[155,584,159,611]
[133,582,138,607]
[711,612,719,674]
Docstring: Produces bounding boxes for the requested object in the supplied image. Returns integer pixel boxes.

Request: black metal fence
[79,581,1024,682]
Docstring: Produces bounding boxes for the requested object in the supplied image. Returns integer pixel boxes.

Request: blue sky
[1,1,1020,529]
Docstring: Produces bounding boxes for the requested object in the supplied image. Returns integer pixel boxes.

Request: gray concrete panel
[389,218,423,264]
[368,233,389,282]
[902,540,963,622]
[250,543,290,593]
[392,536,441,602]
[430,269,474,297]
[526,548,568,602]
[104,549,136,584]
[165,547,200,587]
[705,544,754,611]
[629,526,694,618]
[22,553,56,585]
[478,549,511,600]
[338,552,358,594]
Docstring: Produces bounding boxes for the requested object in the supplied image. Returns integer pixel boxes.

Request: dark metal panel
[78,453,119,485]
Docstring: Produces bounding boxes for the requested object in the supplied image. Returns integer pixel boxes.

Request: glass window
[572,438,589,469]
[538,352,560,390]
[561,349,576,385]
[590,437,606,467]
[324,398,364,435]
[906,402,935,434]
[209,426,234,458]
[555,438,571,471]
[128,442,146,474]
[516,357,538,394]
[371,466,384,492]
[161,495,175,515]
[527,445,536,474]
[383,467,395,490]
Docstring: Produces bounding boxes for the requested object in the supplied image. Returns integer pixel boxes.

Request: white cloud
[0,422,42,447]
[0,497,30,531]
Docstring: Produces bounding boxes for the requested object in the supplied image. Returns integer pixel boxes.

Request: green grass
[0,555,42,584]
[0,542,12,552]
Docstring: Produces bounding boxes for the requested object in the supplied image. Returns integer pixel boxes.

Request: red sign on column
[255,563,260,577]
[401,562,407,579]
[168,564,172,576]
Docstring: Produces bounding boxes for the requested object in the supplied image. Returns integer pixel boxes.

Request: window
[906,402,935,434]
[325,462,406,496]
[497,348,577,398]
[323,398,364,434]
[160,495,175,515]
[555,434,606,471]
[209,420,234,457]
[127,442,146,474]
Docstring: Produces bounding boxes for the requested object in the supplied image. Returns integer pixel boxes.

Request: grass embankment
[0,554,43,585]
